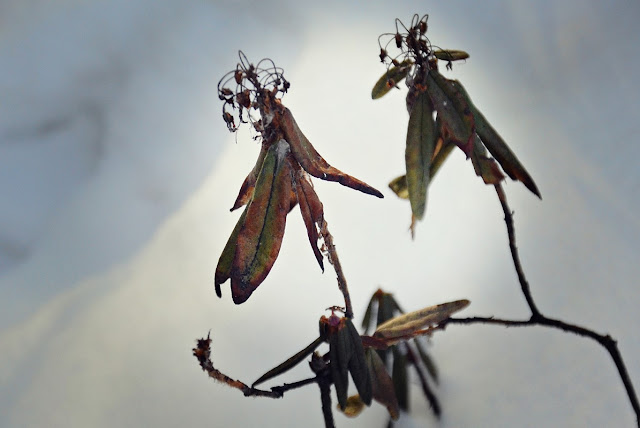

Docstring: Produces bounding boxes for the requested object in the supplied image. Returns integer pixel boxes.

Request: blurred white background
[0,1,638,427]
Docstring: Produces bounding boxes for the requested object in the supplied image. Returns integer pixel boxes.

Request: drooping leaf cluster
[373,14,540,231]
[215,53,383,304]
[351,290,468,422]
[246,298,469,422]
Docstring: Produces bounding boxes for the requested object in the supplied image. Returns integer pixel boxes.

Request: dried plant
[194,15,639,428]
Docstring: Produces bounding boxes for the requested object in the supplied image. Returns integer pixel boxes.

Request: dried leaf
[426,70,475,157]
[252,335,325,387]
[374,299,470,340]
[389,119,452,201]
[376,293,396,362]
[360,335,389,350]
[430,138,454,181]
[372,60,413,99]
[377,293,396,326]
[346,319,372,406]
[287,184,299,213]
[366,348,400,420]
[293,164,325,271]
[433,49,470,62]
[339,395,367,418]
[388,175,409,199]
[413,339,438,383]
[405,89,435,220]
[392,347,409,411]
[214,206,248,297]
[230,139,293,304]
[330,324,352,410]
[389,295,405,314]
[470,135,505,185]
[279,107,384,198]
[362,294,376,332]
[230,143,269,211]
[451,80,541,198]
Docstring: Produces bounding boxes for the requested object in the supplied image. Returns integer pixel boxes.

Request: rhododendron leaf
[365,348,400,420]
[470,135,505,185]
[346,319,372,406]
[433,49,469,62]
[230,142,268,211]
[451,80,541,197]
[330,323,352,410]
[414,339,439,383]
[252,335,324,387]
[371,60,413,99]
[392,347,409,411]
[426,70,475,157]
[339,395,367,418]
[279,107,384,198]
[214,206,248,297]
[374,299,470,340]
[405,89,435,220]
[294,164,325,271]
[388,175,409,199]
[230,139,293,304]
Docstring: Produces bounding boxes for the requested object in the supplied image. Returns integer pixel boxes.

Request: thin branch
[321,219,354,319]
[494,183,541,319]
[309,352,336,428]
[317,373,336,428]
[484,183,640,427]
[193,334,318,399]
[444,315,640,426]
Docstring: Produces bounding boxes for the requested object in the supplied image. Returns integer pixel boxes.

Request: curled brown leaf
[279,107,384,198]
[230,143,269,211]
[293,162,325,271]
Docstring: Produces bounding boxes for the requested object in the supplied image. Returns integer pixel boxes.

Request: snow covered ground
[1,1,638,427]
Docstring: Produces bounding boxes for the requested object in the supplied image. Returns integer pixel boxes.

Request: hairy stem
[320,219,354,319]
[193,334,319,399]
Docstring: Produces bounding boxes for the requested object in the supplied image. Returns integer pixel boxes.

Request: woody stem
[320,219,354,319]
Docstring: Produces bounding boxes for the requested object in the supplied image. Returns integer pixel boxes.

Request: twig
[193,334,318,399]
[317,373,336,428]
[309,352,336,428]
[494,184,541,319]
[320,219,354,319]
[472,183,640,427]
[444,315,639,426]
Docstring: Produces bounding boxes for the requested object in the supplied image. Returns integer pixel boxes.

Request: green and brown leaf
[451,80,541,197]
[405,89,436,220]
[293,164,325,271]
[229,139,293,304]
[372,60,413,99]
[279,107,384,198]
[374,299,470,343]
[426,69,475,156]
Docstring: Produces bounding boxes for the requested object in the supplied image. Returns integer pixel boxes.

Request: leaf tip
[528,181,542,199]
